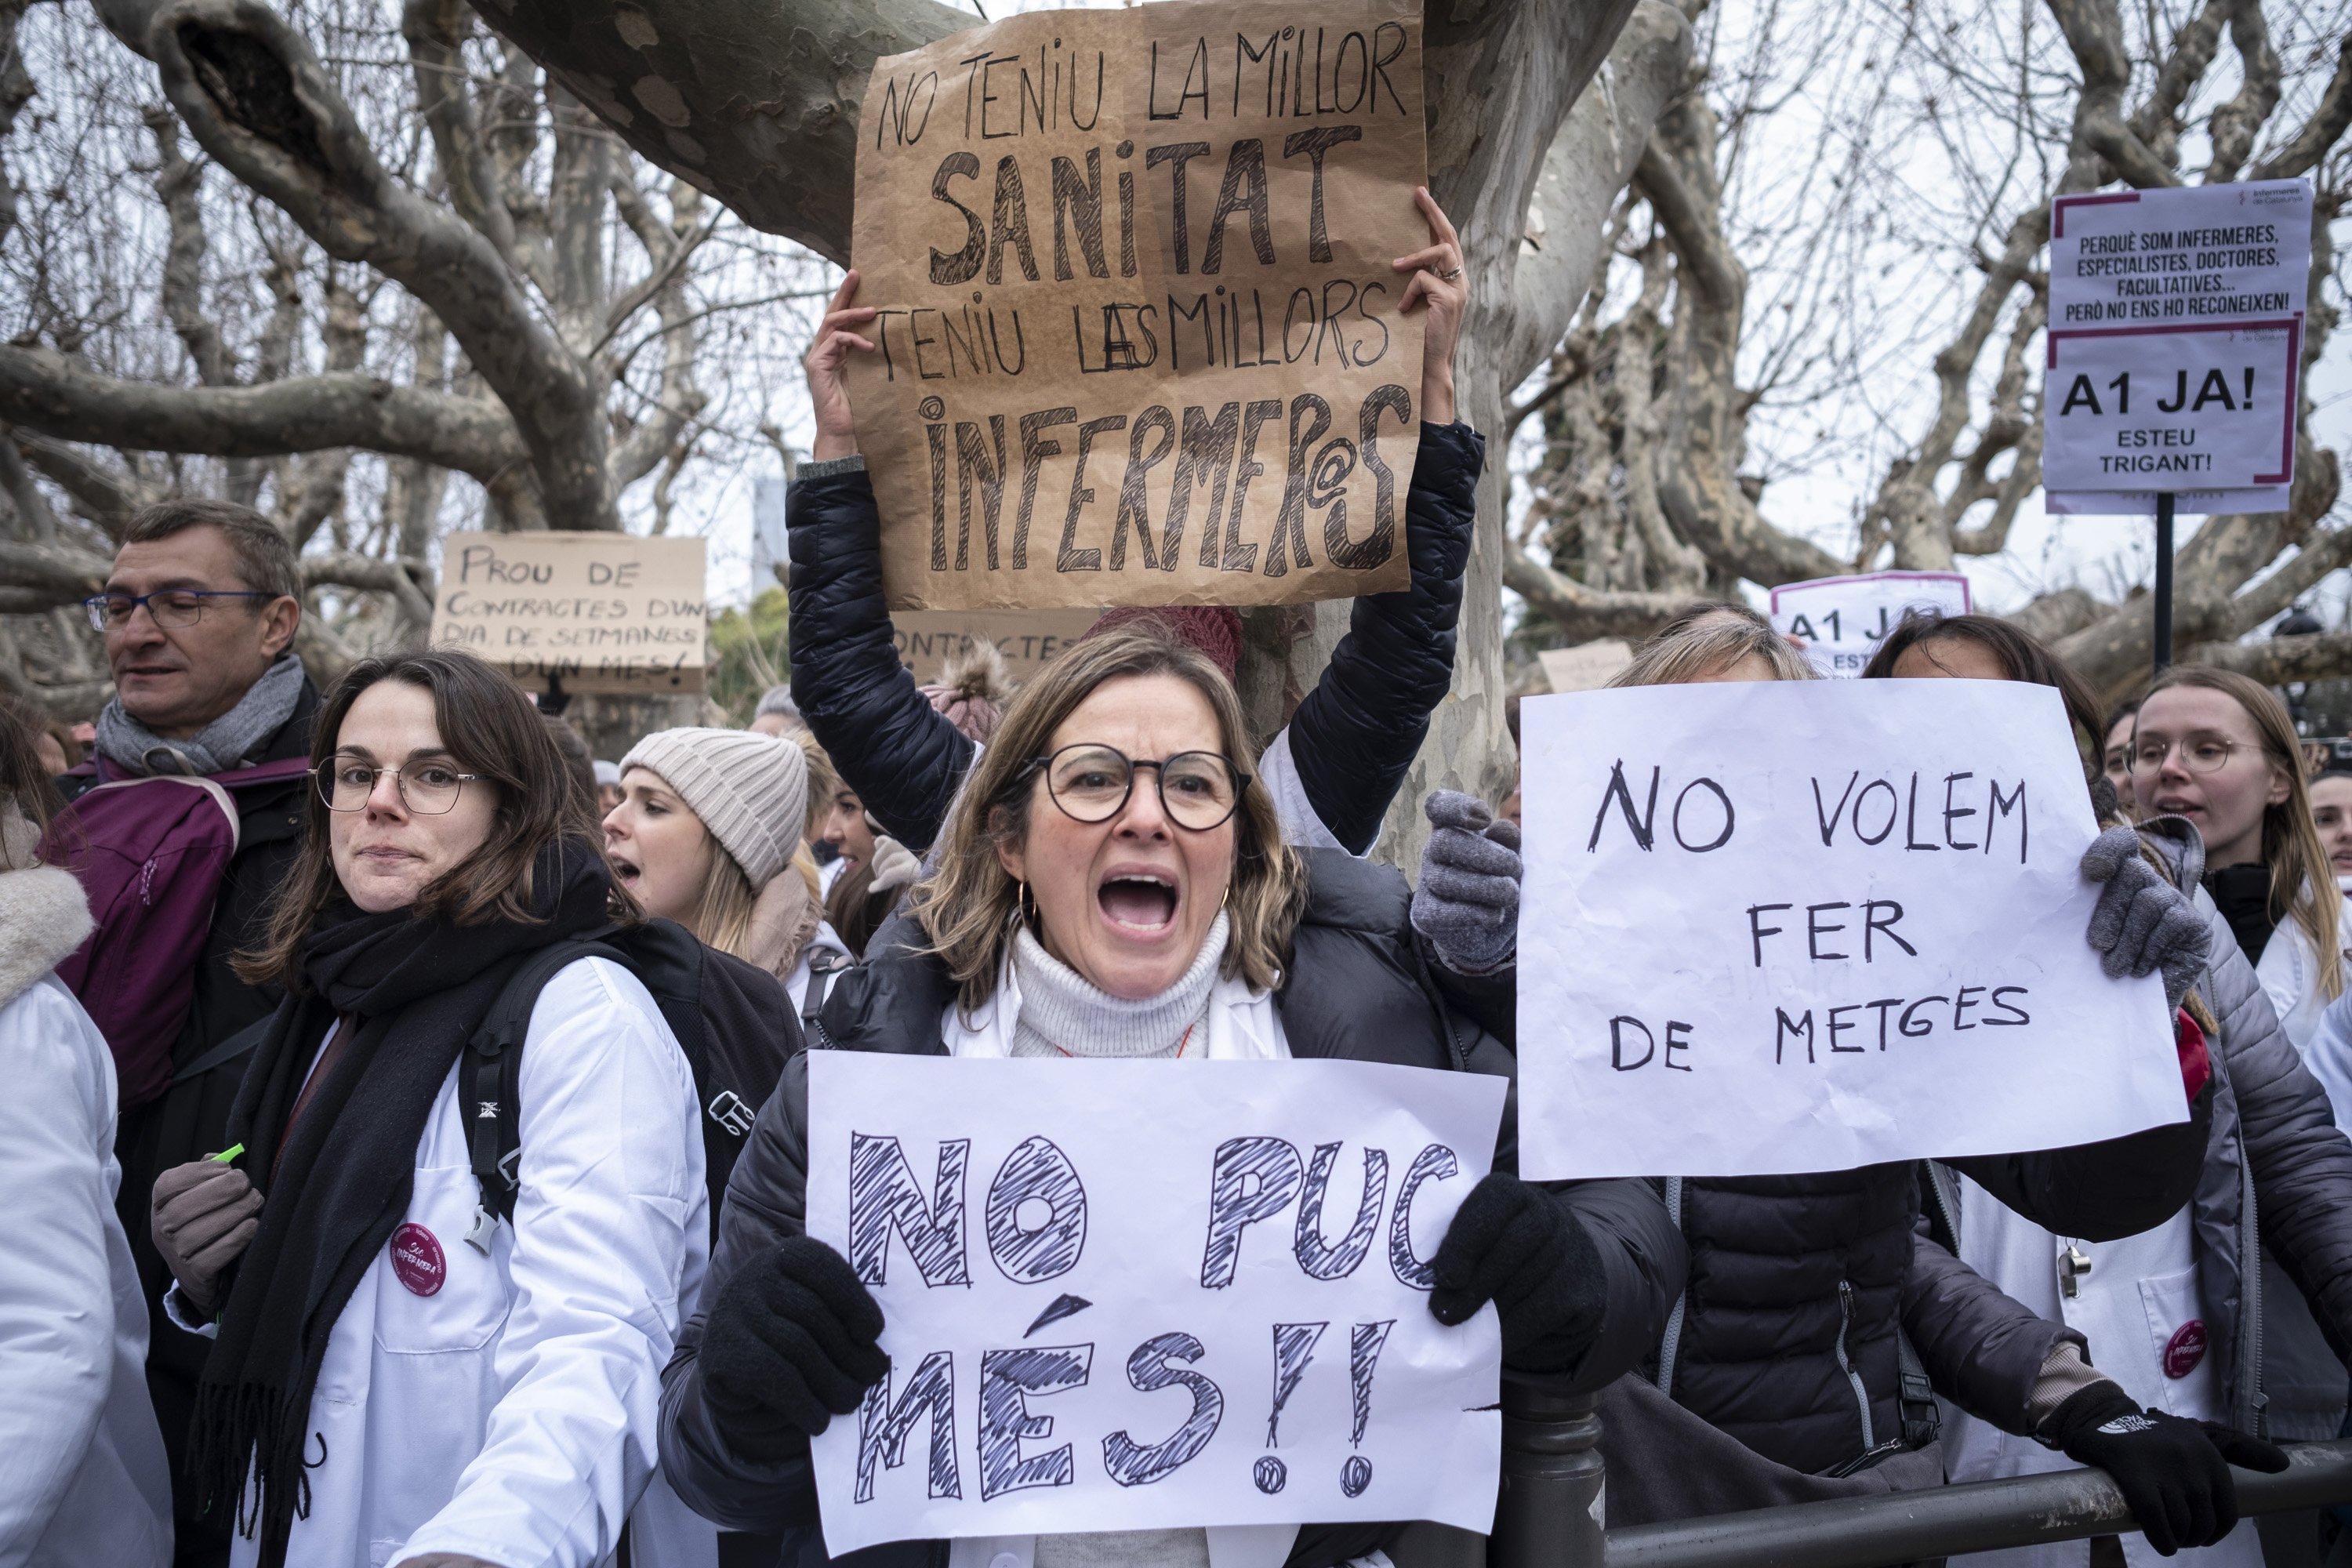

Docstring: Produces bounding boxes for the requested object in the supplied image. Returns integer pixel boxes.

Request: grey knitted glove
[1411,790,1521,976]
[869,834,920,893]
[2082,826,2212,1011]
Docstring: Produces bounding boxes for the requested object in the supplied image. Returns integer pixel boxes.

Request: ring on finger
[1437,265,1463,281]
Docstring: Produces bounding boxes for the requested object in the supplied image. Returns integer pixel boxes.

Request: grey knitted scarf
[1010,912,1229,1060]
[95,654,306,777]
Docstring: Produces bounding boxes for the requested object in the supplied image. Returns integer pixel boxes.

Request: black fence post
[1494,1380,1604,1568]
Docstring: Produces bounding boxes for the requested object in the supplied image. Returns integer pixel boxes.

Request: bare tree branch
[141,0,618,525]
[0,344,524,477]
[2192,633,2352,684]
[1504,548,1692,641]
[2250,34,2352,180]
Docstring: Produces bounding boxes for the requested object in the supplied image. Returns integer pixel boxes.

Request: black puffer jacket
[786,423,1486,855]
[659,850,1682,1566]
[1657,1096,2213,1479]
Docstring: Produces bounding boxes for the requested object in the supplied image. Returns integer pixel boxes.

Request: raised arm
[786,271,977,852]
[1277,191,1485,855]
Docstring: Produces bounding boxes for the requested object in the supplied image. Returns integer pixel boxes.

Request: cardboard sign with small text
[846,0,1428,612]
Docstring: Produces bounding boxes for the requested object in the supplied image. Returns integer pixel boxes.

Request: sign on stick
[1515,680,2183,1181]
[806,1054,1505,1552]
[845,0,1428,612]
[430,532,707,694]
[893,608,1102,684]
[2043,180,2312,514]
[1769,572,1973,678]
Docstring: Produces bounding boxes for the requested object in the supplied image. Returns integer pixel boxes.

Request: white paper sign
[806,1054,1508,1553]
[1769,572,1973,678]
[2043,180,2311,513]
[1515,679,2184,1181]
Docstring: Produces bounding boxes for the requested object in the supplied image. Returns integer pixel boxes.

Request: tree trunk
[482,0,1677,864]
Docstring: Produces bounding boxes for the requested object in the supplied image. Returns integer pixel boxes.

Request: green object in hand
[208,1143,245,1164]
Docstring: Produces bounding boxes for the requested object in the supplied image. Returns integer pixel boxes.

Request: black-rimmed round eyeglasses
[1025,744,1248,831]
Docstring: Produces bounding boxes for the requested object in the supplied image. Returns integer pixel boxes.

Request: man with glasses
[55,498,315,1568]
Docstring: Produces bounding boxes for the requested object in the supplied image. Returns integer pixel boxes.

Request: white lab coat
[1943,1178,2256,1568]
[169,956,712,1568]
[0,860,172,1568]
[2250,887,2352,1058]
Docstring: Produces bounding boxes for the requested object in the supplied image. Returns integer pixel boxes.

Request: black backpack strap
[466,937,629,1245]
[177,1014,275,1083]
[800,949,855,1047]
[1895,1326,1941,1450]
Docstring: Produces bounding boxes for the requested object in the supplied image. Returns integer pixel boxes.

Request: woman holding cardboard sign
[1587,615,2278,1556]
[782,189,1485,863]
[657,622,1682,1567]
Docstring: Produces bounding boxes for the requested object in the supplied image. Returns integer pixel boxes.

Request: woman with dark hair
[658,623,1683,1567]
[143,648,713,1568]
[0,694,171,1567]
[1860,612,2110,767]
[1878,617,2352,1560]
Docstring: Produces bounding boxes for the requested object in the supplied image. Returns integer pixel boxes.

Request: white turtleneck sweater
[1005,913,1229,1568]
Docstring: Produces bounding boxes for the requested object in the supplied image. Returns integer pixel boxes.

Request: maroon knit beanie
[1081,605,1244,681]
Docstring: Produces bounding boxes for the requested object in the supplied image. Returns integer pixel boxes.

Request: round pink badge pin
[2163,1319,2208,1379]
[390,1221,446,1298]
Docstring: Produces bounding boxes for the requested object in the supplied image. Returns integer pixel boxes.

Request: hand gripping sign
[806,1054,1504,1552]
[1515,679,2185,1181]
[844,0,1428,612]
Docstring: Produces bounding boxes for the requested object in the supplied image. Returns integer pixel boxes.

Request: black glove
[2047,1382,2289,1555]
[1428,1173,1606,1374]
[698,1236,891,1461]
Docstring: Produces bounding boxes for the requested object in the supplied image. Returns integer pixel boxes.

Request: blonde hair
[2144,667,2343,999]
[1610,619,1819,688]
[909,625,1304,1014]
[688,840,761,960]
[794,733,840,844]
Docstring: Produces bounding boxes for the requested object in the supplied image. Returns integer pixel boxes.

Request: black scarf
[2206,862,2279,966]
[190,838,614,1564]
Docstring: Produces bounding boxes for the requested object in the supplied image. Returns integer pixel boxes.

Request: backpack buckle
[707,1089,756,1137]
[495,1145,521,1190]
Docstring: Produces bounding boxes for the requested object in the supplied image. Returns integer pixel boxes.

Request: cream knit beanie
[619,727,808,891]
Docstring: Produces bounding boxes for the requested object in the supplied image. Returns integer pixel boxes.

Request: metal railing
[1491,1384,2352,1568]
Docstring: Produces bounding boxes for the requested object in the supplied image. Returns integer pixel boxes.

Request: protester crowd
[7,191,2352,1568]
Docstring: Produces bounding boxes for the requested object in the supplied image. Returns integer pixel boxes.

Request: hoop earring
[1014,879,1036,928]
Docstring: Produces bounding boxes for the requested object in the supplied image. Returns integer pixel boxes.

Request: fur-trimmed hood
[0,860,95,1012]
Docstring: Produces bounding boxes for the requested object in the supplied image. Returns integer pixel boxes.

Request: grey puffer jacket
[2105,816,2352,1439]
[658,851,1685,1567]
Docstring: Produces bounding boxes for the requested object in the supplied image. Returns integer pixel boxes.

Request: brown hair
[122,498,303,604]
[2141,666,2343,998]
[1610,618,1817,688]
[1861,612,2108,764]
[824,857,905,960]
[909,624,1304,1014]
[0,696,59,868]
[236,647,625,989]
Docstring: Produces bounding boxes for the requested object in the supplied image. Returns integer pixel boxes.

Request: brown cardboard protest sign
[846,0,1425,612]
[892,608,1101,684]
[431,532,708,694]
